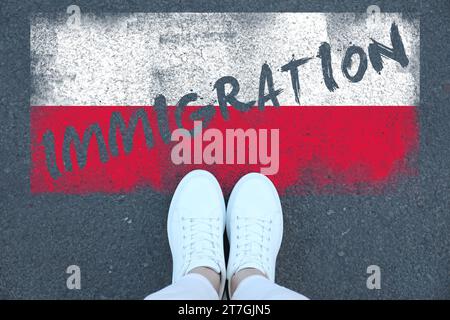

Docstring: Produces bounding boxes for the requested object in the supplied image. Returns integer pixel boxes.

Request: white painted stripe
[30,13,419,106]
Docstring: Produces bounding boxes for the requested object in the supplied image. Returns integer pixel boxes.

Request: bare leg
[230,268,266,297]
[190,267,221,295]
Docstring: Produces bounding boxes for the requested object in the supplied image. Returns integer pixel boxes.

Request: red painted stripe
[30,106,419,194]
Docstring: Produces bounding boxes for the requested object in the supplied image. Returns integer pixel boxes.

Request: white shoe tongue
[187,259,221,275]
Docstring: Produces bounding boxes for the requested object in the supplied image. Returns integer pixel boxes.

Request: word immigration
[39,22,409,180]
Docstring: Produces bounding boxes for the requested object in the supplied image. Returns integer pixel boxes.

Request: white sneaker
[167,170,226,297]
[226,173,283,288]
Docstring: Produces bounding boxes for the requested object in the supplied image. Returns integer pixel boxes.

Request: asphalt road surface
[0,0,449,299]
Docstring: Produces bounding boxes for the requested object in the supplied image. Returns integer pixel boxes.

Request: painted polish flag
[30,13,420,194]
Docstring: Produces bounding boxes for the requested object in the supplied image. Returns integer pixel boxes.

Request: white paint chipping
[30,13,419,106]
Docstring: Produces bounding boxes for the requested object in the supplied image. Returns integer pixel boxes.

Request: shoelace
[233,215,272,273]
[181,215,220,270]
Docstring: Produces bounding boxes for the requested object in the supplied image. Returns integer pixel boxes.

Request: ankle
[189,267,221,295]
[230,268,267,297]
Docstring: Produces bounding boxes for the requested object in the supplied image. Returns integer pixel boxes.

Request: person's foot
[226,173,283,295]
[168,170,226,298]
